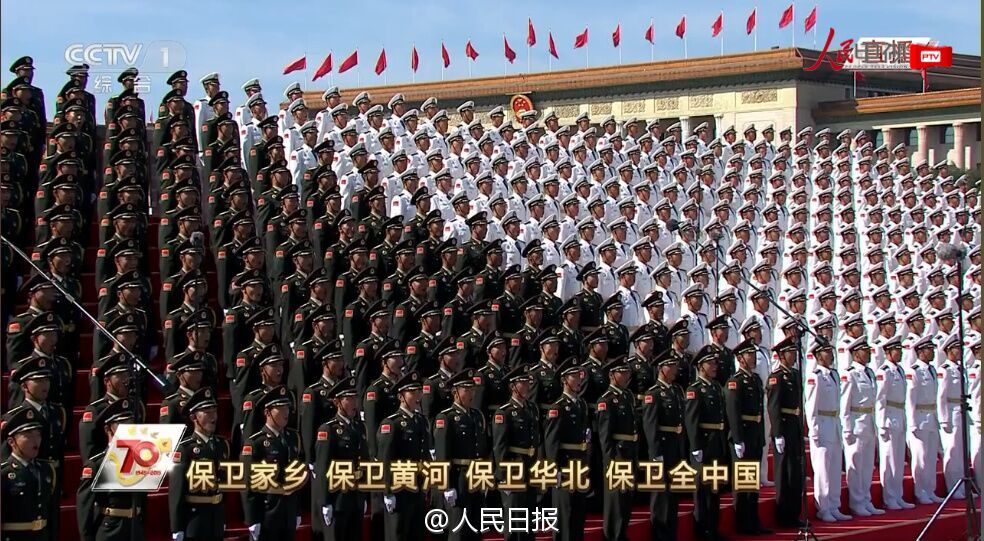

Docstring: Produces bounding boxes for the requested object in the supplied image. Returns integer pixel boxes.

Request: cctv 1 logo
[64,41,187,72]
[92,423,187,491]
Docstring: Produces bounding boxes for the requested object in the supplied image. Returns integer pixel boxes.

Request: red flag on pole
[711,13,723,37]
[338,50,358,73]
[465,41,479,60]
[779,4,794,28]
[411,47,419,72]
[548,32,559,58]
[312,53,332,81]
[283,55,306,75]
[746,8,757,35]
[645,23,654,44]
[527,18,537,46]
[920,69,928,92]
[574,28,589,48]
[675,17,687,39]
[804,6,817,32]
[504,37,517,63]
[441,43,451,68]
[612,24,621,47]
[374,49,387,75]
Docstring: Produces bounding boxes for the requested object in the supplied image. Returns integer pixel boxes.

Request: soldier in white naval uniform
[905,336,944,504]
[840,337,885,516]
[874,335,916,510]
[937,333,968,498]
[806,342,851,522]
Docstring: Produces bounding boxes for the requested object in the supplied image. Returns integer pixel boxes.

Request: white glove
[880,430,891,442]
[364,500,368,514]
[296,516,302,529]
[430,449,437,460]
[844,433,857,445]
[384,495,396,513]
[734,442,745,459]
[691,450,703,463]
[308,463,315,474]
[322,506,333,526]
[444,489,457,506]
[653,456,663,462]
[775,437,786,455]
[248,524,261,541]
[172,533,184,541]
[585,428,592,440]
[941,423,952,434]
[360,411,366,421]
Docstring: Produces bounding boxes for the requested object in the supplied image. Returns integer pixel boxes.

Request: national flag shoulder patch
[548,409,559,418]
[686,391,696,400]
[318,431,328,440]
[242,445,252,455]
[82,411,93,422]
[598,401,608,411]
[236,357,246,367]
[381,423,391,434]
[727,381,737,389]
[494,414,504,424]
[302,393,312,403]
[768,377,778,385]
[435,419,446,428]
[366,391,377,401]
[81,467,93,478]
[243,401,253,410]
[160,406,169,416]
[644,394,654,404]
[172,451,182,463]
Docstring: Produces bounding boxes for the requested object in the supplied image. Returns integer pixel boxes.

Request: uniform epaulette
[847,365,855,371]
[165,391,183,401]
[247,430,266,441]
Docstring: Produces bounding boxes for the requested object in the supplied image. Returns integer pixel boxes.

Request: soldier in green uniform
[368,217,403,278]
[222,272,270,388]
[530,331,562,424]
[543,358,591,541]
[597,356,638,541]
[640,292,670,356]
[474,333,511,422]
[707,314,737,386]
[380,239,415,305]
[1,405,56,540]
[241,348,296,440]
[665,320,694,388]
[87,316,142,403]
[78,353,145,461]
[455,212,489,274]
[275,241,316,335]
[413,211,446,274]
[536,265,563,329]
[768,336,809,528]
[289,305,336,400]
[163,272,211,361]
[159,240,204,322]
[377,372,430,541]
[508,297,544,367]
[241,385,304,541]
[555,297,585,360]
[159,349,206,425]
[421,337,463,422]
[520,240,545,300]
[440,269,475,337]
[215,222,258,309]
[77,398,145,541]
[4,356,66,475]
[341,269,380,373]
[358,186,388,248]
[457,300,494,369]
[427,238,460,306]
[282,265,328,351]
[725,338,772,535]
[5,275,57,367]
[600,295,630,359]
[351,301,393,397]
[573,262,604,333]
[268,206,308,282]
[312,377,367,541]
[641,352,688,541]
[168,388,229,541]
[492,364,540,541]
[685,346,730,541]
[402,188,431,245]
[492,264,524,335]
[298,345,345,459]
[331,239,370,322]
[389,268,428,345]
[434,369,488,541]
[628,328,658,403]
[229,309,279,434]
[403,302,441,376]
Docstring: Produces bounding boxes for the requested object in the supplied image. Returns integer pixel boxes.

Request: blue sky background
[2,0,979,118]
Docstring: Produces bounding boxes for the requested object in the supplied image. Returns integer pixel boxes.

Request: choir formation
[0,56,981,541]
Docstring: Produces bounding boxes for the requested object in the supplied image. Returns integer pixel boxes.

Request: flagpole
[527,19,531,73]
[650,18,655,61]
[618,20,622,65]
[791,3,796,48]
[813,6,818,48]
[720,12,724,56]
[754,6,758,51]
[303,49,308,92]
[548,28,553,72]
[684,14,688,59]
[328,50,334,88]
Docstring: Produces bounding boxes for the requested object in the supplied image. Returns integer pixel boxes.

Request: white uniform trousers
[844,429,877,510]
[907,427,941,502]
[810,426,844,514]
[940,418,967,498]
[878,426,907,507]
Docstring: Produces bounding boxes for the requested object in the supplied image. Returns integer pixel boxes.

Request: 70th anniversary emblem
[92,424,187,491]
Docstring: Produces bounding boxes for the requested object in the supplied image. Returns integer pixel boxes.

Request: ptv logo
[910,44,953,69]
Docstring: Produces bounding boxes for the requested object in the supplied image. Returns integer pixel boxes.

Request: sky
[1,0,979,118]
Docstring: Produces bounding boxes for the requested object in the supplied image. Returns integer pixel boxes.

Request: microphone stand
[917,246,980,541]
[1,236,166,394]
[725,244,825,541]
